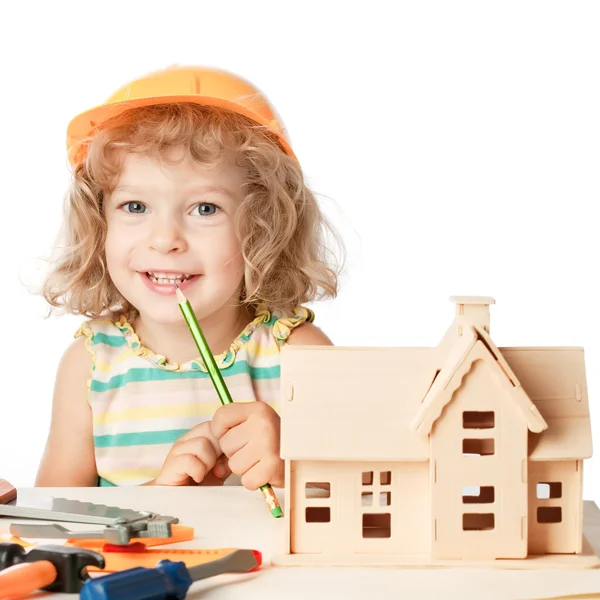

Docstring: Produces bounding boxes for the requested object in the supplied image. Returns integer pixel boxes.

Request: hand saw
[0,479,178,544]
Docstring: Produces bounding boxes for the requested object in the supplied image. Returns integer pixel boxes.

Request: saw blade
[0,493,178,525]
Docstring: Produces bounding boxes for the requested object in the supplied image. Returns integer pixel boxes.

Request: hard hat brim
[66,94,296,166]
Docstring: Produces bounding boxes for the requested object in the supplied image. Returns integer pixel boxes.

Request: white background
[0,2,598,503]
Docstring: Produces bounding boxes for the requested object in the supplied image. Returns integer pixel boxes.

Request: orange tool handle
[0,560,57,600]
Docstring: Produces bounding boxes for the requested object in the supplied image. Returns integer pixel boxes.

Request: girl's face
[105,150,247,325]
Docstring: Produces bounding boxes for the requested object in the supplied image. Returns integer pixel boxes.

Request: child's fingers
[227,441,259,480]
[177,423,221,454]
[170,436,218,468]
[212,454,231,480]
[240,455,280,491]
[177,421,209,441]
[172,454,211,484]
[177,422,212,442]
[218,420,253,458]
[199,455,231,486]
[155,453,211,486]
[211,402,264,440]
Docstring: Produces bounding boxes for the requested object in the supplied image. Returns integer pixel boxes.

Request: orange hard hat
[66,65,296,166]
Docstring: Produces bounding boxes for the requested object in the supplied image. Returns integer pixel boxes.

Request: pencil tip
[174,285,186,303]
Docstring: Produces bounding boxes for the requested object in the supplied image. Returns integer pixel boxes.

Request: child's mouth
[140,271,199,294]
[146,271,195,285]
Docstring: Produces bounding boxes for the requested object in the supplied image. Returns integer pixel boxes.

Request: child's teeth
[147,272,192,285]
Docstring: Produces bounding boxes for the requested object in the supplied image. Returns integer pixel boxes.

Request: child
[34,65,344,489]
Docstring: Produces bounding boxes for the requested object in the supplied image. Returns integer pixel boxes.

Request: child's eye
[121,201,147,214]
[192,203,219,217]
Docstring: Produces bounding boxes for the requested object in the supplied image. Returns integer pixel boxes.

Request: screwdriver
[80,548,262,600]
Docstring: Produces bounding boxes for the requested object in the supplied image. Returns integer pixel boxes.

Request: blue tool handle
[80,560,192,600]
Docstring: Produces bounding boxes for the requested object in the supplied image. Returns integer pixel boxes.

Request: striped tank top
[75,304,314,486]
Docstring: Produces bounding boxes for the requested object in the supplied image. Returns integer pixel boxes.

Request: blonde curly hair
[42,103,344,320]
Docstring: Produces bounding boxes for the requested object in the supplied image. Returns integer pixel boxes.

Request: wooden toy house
[274,296,597,568]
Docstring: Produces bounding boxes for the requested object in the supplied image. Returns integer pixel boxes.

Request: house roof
[500,346,592,460]
[279,338,592,462]
[411,325,548,436]
[279,346,438,461]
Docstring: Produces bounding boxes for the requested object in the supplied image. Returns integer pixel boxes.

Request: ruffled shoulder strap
[74,318,128,359]
[265,305,315,346]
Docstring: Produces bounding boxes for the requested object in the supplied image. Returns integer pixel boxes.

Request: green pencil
[175,284,283,518]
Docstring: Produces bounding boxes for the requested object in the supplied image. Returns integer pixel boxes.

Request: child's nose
[148,220,188,254]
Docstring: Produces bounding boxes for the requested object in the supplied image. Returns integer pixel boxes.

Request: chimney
[450,296,495,335]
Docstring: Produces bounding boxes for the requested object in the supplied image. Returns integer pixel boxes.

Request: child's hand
[151,422,231,486]
[210,402,284,489]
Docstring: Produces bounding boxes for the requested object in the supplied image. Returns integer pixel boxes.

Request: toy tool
[0,542,105,597]
[0,479,177,545]
[84,546,249,573]
[80,548,262,600]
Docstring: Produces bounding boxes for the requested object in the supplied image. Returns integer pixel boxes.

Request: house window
[362,471,374,485]
[462,438,495,456]
[463,513,495,531]
[363,490,391,507]
[363,513,391,538]
[463,411,495,429]
[535,480,563,525]
[462,485,495,504]
[362,471,391,507]
[361,470,392,537]
[537,506,562,524]
[306,507,331,523]
[305,481,331,523]
[536,482,562,499]
[462,487,495,529]
[305,482,330,498]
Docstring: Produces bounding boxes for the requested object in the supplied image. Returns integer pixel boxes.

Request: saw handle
[0,560,57,600]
